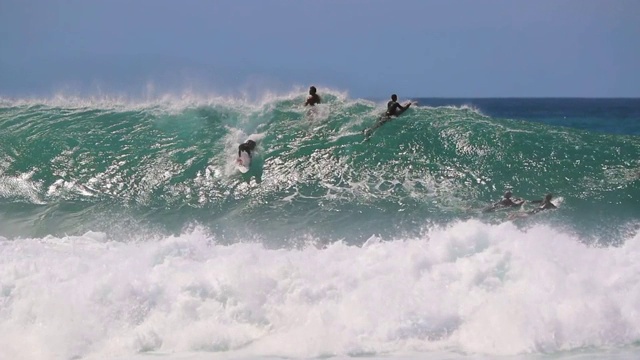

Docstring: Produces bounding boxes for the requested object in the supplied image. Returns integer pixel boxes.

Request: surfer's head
[309,86,317,95]
[391,94,398,101]
[545,193,553,201]
[504,191,512,199]
[246,140,256,150]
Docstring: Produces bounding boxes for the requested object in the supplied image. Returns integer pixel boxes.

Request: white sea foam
[0,86,352,114]
[1,221,639,360]
[0,170,45,204]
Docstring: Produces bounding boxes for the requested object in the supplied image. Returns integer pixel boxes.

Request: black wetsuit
[528,200,557,214]
[238,143,253,158]
[363,101,407,138]
[386,100,403,116]
[483,197,523,212]
[499,198,523,207]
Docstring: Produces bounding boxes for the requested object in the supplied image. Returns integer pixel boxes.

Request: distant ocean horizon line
[1,90,639,102]
[382,96,640,100]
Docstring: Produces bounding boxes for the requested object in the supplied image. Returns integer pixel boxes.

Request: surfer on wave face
[304,86,321,106]
[238,140,257,158]
[362,93,413,139]
[386,94,411,117]
[497,191,523,207]
[483,191,524,212]
[528,193,557,213]
[507,193,558,220]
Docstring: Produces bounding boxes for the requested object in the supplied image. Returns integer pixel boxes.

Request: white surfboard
[236,151,251,173]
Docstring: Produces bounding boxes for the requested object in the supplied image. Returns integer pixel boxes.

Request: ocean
[1,93,639,360]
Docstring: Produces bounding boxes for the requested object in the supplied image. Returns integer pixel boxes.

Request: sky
[1,0,639,98]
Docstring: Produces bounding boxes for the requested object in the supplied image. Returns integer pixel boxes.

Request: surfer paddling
[527,193,557,213]
[483,191,525,212]
[508,193,557,220]
[363,93,412,139]
[385,94,411,117]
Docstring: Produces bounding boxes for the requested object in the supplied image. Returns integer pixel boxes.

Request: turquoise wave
[1,95,639,243]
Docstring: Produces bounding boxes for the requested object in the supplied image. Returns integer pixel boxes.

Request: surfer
[236,139,258,174]
[527,193,557,213]
[508,193,557,220]
[483,191,524,212]
[363,94,412,139]
[386,94,411,117]
[238,139,257,158]
[304,86,321,106]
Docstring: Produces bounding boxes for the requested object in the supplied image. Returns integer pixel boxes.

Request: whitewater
[1,92,639,360]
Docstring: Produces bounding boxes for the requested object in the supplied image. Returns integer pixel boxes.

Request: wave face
[1,95,638,243]
[1,94,640,359]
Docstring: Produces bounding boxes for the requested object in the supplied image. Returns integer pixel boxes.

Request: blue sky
[1,0,638,98]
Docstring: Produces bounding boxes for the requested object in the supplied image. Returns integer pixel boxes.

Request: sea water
[1,93,639,359]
